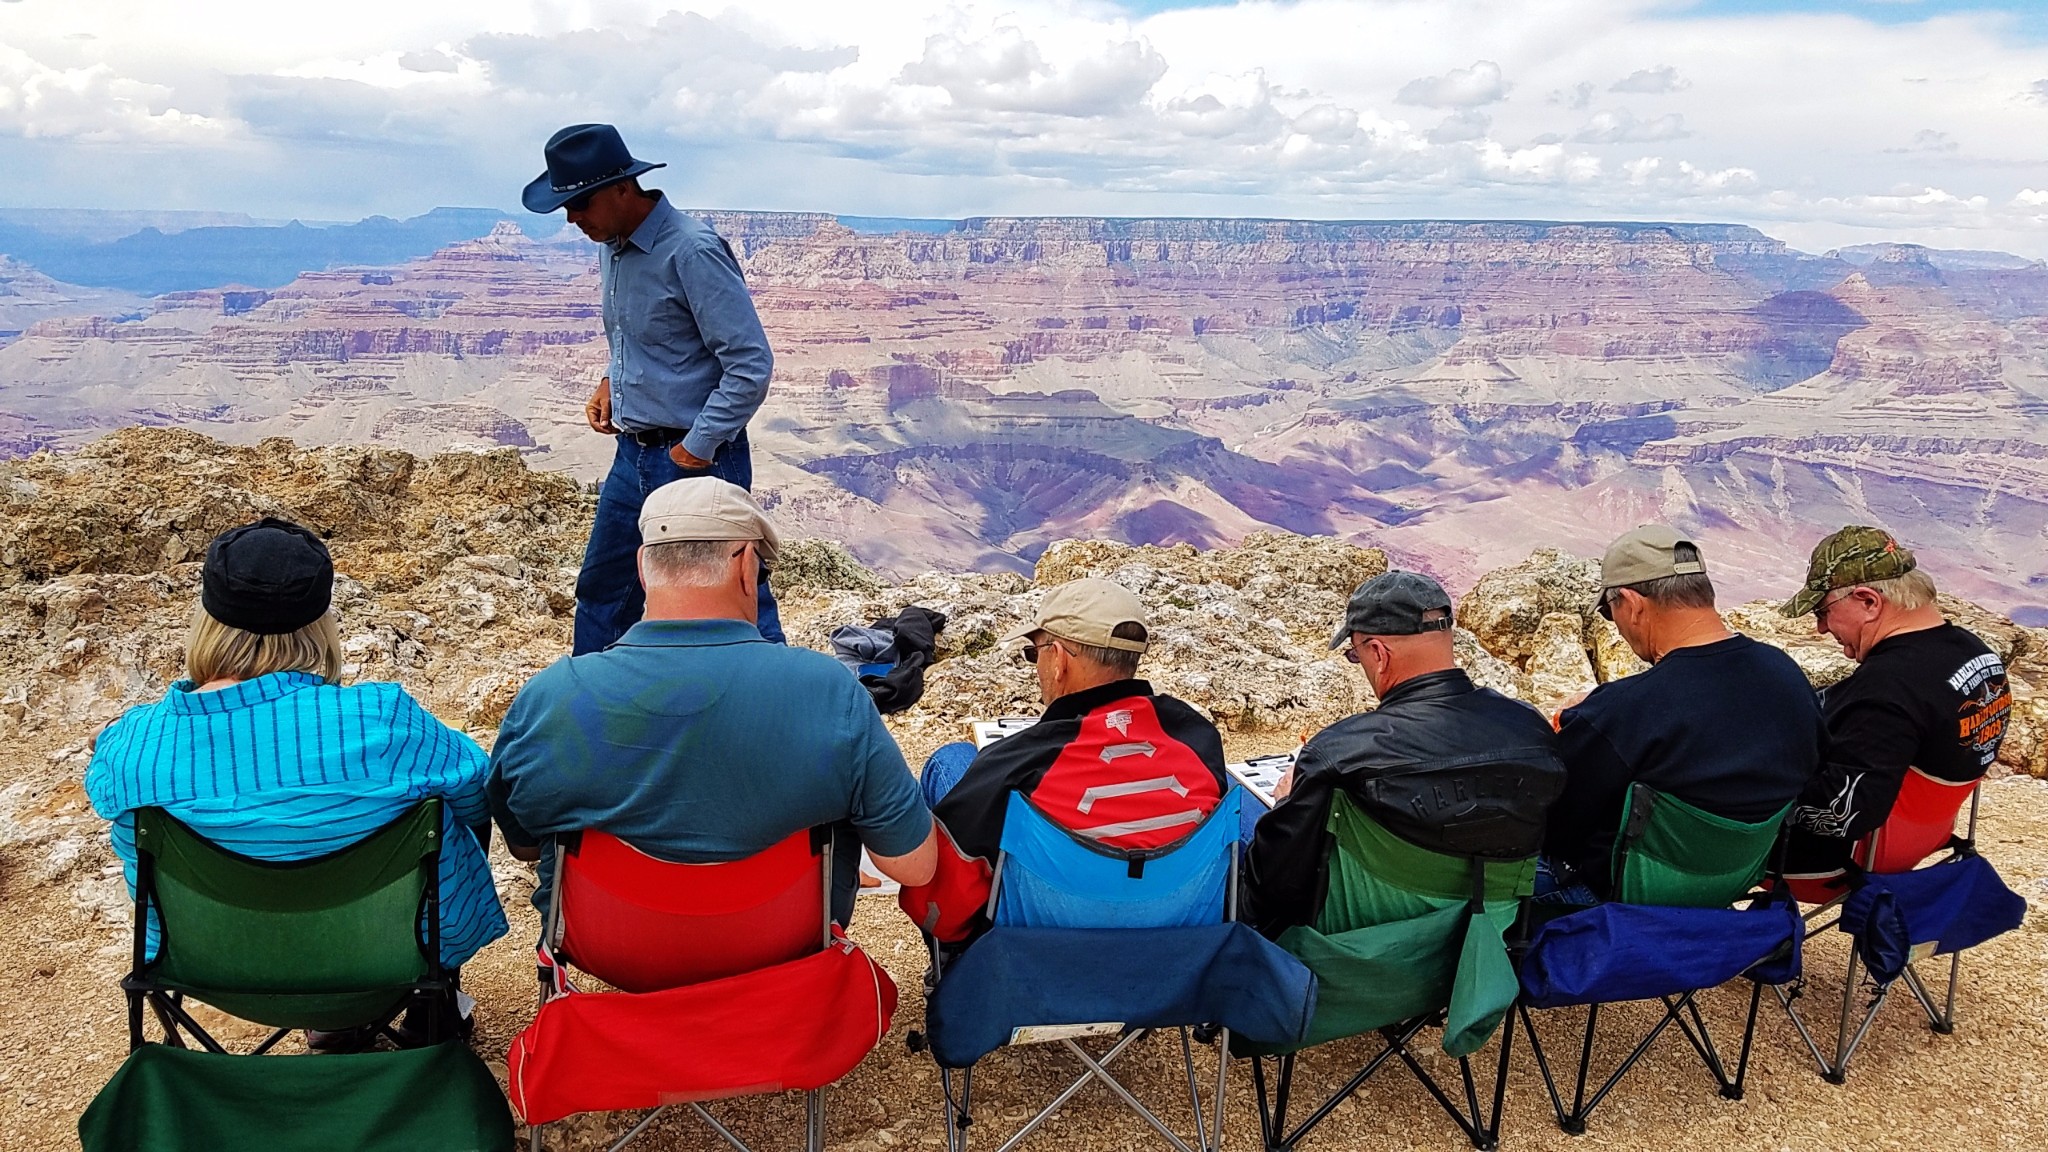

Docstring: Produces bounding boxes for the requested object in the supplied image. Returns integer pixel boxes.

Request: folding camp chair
[510,827,899,1152]
[89,800,516,1152]
[1776,774,2026,1082]
[1244,794,1533,1152]
[913,790,1317,1152]
[1516,785,1798,1133]
[122,799,455,1054]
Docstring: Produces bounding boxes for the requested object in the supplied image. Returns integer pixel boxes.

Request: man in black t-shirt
[1545,526,1825,898]
[1779,527,2010,884]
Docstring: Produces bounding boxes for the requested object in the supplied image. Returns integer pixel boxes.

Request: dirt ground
[3,737,2045,1152]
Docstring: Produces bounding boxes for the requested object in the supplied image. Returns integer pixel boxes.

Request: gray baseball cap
[1328,571,1455,648]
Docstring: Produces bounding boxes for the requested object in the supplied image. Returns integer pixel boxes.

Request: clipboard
[971,717,1038,749]
[1226,752,1296,810]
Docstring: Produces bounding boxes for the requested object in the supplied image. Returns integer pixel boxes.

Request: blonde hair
[185,603,342,686]
[1858,569,1938,612]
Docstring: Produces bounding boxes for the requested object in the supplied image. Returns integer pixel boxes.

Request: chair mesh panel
[1614,786,1785,908]
[557,829,822,993]
[138,802,437,1030]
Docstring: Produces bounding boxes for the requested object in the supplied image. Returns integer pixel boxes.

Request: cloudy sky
[4,0,2048,254]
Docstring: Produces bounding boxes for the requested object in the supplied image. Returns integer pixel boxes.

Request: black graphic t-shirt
[1786,623,2010,873]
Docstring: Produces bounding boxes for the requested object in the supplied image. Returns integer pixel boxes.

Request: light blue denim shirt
[600,193,774,461]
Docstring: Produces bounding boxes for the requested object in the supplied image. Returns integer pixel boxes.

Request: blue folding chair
[913,790,1317,1152]
[1514,788,1801,1133]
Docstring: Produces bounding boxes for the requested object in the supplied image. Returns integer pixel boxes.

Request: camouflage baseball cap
[1778,526,1917,618]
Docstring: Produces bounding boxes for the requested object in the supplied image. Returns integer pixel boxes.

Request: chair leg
[1212,1028,1231,1152]
[1060,1035,1202,1152]
[1827,945,1861,1083]
[806,1088,826,1152]
[528,1122,542,1152]
[1517,1002,1573,1132]
[1724,980,1765,1101]
[940,1064,973,1152]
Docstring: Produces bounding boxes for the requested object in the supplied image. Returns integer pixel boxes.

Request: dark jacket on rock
[1243,669,1567,938]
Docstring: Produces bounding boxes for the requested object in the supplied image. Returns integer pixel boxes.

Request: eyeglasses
[1596,589,1620,621]
[1814,588,1855,625]
[564,190,596,213]
[730,542,772,575]
[1020,640,1064,665]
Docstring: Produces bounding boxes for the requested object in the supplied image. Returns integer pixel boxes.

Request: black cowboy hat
[522,123,666,214]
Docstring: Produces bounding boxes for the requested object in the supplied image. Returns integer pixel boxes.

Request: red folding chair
[509,828,898,1152]
[1777,769,1983,1081]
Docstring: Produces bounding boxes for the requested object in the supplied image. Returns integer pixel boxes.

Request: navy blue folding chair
[914,790,1317,1152]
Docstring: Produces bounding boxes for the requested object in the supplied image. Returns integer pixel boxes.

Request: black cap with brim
[522,123,666,214]
[1329,570,1455,647]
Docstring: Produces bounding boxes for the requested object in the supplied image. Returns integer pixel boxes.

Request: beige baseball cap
[638,477,782,563]
[1600,524,1706,591]
[1000,578,1151,653]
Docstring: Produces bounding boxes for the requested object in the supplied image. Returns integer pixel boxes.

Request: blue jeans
[572,431,785,655]
[1533,857,1602,908]
[920,741,1262,846]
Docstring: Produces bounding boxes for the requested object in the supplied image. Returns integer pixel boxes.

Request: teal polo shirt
[487,617,931,924]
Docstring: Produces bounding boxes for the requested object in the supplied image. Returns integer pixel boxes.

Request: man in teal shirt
[487,477,937,924]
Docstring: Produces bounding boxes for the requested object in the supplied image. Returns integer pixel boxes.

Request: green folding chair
[1516,784,1790,1132]
[122,800,453,1052]
[81,1037,514,1152]
[85,799,516,1152]
[1246,794,1533,1152]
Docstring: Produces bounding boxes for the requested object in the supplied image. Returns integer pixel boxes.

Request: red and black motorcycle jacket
[902,679,1228,940]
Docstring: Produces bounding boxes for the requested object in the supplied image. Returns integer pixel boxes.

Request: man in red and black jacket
[900,578,1229,940]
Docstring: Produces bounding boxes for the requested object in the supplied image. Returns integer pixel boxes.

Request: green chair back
[1611,784,1787,908]
[137,800,441,1030]
[80,1040,515,1152]
[1262,794,1533,1056]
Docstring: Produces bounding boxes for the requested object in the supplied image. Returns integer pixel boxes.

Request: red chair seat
[509,934,896,1126]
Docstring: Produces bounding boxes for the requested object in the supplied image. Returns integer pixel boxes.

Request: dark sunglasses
[1596,589,1619,621]
[730,542,772,574]
[1019,640,1063,665]
[564,190,596,213]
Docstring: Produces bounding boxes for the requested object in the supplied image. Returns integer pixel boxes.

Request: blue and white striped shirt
[85,672,509,968]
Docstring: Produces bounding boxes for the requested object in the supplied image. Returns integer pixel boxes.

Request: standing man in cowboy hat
[524,122,783,651]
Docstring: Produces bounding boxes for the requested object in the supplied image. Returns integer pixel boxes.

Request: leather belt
[625,427,686,448]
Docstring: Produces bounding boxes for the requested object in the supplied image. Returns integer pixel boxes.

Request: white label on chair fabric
[1010,1023,1123,1045]
[1908,941,1939,964]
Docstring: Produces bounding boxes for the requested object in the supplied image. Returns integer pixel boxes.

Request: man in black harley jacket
[1242,571,1568,937]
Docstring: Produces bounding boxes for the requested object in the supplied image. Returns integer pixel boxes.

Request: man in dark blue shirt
[1545,526,1824,898]
[524,123,783,653]
[487,477,937,926]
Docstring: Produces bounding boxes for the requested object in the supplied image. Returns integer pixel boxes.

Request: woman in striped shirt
[85,518,508,1049]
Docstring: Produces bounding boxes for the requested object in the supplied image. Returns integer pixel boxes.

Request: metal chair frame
[925,827,1241,1152]
[1251,1009,1514,1151]
[1774,783,1981,1083]
[527,830,835,1152]
[121,803,449,1058]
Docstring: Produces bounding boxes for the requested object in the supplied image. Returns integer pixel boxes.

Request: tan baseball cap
[1000,578,1151,653]
[1600,524,1706,591]
[637,477,782,563]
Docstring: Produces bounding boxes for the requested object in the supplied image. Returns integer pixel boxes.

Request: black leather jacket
[1242,669,1567,937]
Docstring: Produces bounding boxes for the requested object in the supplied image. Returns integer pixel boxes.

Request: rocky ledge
[5,427,2046,782]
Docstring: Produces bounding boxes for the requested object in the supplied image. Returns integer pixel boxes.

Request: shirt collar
[613,191,674,255]
[162,670,326,716]
[1041,678,1155,723]
[612,617,768,649]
